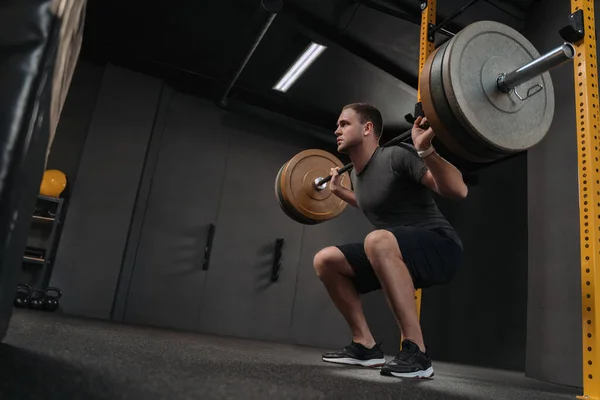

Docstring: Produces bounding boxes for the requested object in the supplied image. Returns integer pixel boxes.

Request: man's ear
[364,121,373,137]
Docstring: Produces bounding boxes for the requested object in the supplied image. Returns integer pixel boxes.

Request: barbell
[275,21,575,225]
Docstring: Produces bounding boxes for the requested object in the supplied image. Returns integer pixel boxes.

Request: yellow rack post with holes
[414,0,437,326]
[574,0,600,399]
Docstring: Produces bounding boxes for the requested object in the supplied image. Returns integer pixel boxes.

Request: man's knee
[364,229,402,260]
[313,247,345,279]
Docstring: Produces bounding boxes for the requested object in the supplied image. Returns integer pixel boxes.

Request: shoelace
[343,343,359,353]
[395,345,418,362]
[347,342,371,351]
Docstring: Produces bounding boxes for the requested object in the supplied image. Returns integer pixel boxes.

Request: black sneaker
[322,341,386,367]
[380,339,434,379]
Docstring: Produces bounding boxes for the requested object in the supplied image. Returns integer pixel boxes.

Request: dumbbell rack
[21,195,65,290]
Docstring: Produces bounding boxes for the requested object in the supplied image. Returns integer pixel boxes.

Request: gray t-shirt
[350,144,462,248]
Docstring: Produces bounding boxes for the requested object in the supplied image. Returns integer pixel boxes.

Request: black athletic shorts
[336,226,462,293]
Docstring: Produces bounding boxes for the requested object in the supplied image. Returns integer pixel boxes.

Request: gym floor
[0,310,580,400]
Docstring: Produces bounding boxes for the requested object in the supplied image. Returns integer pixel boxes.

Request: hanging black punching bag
[0,0,86,340]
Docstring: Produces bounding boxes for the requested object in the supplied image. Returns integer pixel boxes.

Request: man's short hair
[343,103,384,139]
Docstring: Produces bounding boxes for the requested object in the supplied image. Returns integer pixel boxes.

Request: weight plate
[275,163,292,220]
[279,149,350,224]
[430,39,504,162]
[421,43,494,163]
[442,20,554,153]
[275,162,315,225]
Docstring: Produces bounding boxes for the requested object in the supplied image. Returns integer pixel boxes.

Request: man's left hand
[412,116,435,151]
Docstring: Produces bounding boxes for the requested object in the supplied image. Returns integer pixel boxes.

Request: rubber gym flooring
[0,310,580,400]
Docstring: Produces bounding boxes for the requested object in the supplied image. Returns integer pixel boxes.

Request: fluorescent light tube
[273,42,327,92]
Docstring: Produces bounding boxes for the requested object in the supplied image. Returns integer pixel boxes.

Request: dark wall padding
[115,91,232,330]
[49,65,162,320]
[112,90,370,344]
[0,0,85,340]
[194,107,322,342]
[421,155,528,372]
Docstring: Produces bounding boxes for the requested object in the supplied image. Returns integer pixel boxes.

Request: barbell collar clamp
[314,178,327,191]
[497,42,575,94]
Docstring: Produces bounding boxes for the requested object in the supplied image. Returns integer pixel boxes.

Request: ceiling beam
[218,0,282,107]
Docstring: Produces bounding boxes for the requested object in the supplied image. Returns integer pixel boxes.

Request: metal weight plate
[275,163,293,220]
[275,162,316,225]
[442,20,555,153]
[420,42,495,163]
[278,149,351,224]
[433,38,509,162]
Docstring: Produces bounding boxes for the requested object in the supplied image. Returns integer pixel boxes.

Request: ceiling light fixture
[273,42,327,93]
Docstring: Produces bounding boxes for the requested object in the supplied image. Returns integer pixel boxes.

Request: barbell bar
[275,21,576,225]
[497,42,575,94]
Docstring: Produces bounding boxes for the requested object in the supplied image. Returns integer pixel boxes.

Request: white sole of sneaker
[385,366,435,379]
[322,357,386,368]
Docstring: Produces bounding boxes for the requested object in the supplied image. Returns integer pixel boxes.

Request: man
[313,103,467,379]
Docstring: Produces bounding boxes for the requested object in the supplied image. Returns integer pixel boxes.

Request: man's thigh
[383,226,463,289]
[335,243,382,294]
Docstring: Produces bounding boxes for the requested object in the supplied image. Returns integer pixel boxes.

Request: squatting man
[313,103,467,379]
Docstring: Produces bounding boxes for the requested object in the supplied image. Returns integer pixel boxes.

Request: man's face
[335,108,370,153]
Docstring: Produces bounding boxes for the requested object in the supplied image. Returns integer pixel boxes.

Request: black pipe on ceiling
[217,0,282,107]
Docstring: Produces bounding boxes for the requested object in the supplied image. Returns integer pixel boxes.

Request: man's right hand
[329,167,344,194]
[328,167,358,207]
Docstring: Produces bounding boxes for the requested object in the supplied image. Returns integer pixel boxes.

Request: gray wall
[46,61,105,188]
[48,61,531,373]
[49,65,162,320]
[523,0,597,388]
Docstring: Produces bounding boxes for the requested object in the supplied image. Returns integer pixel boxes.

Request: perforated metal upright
[574,1,600,398]
[414,0,437,322]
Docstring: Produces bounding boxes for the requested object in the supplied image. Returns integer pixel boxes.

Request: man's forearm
[331,187,359,208]
[423,152,468,199]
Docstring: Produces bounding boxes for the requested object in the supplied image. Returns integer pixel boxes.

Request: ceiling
[79,0,537,146]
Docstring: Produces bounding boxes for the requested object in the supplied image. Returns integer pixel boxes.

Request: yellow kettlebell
[39,169,67,198]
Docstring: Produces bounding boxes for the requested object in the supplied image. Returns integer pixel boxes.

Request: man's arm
[331,186,359,208]
[410,116,468,200]
[329,167,359,208]
[420,153,468,200]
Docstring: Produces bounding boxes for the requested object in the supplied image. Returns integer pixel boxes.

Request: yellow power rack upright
[414,0,436,323]
[574,0,600,398]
